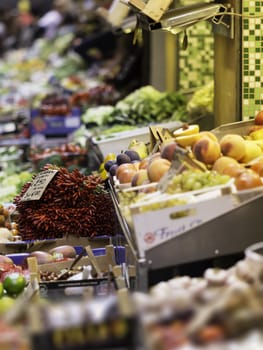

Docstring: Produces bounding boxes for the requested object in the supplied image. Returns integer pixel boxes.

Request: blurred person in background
[72,0,143,91]
[16,0,36,48]
[72,0,127,66]
[0,0,37,50]
[36,0,76,39]
[73,18,117,66]
[30,0,53,17]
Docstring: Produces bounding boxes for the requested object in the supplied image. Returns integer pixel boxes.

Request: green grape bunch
[166,170,230,194]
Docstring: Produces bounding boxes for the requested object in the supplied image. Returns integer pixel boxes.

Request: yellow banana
[174,130,218,148]
[174,133,201,147]
[173,124,200,137]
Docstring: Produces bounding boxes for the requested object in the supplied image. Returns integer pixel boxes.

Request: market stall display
[98,115,263,291]
[1,3,263,348]
[29,142,88,170]
[1,242,263,349]
[14,166,118,241]
[135,242,263,349]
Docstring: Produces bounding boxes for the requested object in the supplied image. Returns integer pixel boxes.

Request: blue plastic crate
[30,108,81,136]
[7,253,29,265]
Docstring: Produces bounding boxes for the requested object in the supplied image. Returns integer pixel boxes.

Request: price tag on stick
[22,169,58,201]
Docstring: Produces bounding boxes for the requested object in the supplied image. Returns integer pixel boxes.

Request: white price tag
[65,116,80,128]
[0,122,16,134]
[22,169,58,201]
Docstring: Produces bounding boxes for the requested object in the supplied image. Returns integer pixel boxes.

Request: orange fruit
[3,273,26,296]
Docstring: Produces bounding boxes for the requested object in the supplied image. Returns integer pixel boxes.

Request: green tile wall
[177,0,214,90]
[242,0,263,120]
[176,1,263,120]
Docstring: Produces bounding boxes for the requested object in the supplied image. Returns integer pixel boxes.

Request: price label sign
[65,116,80,128]
[22,170,58,201]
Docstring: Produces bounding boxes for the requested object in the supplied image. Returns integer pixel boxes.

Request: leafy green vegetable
[153,91,187,122]
[1,174,21,187]
[54,53,85,80]
[101,125,137,135]
[37,155,63,170]
[187,81,214,116]
[104,87,187,126]
[115,85,163,111]
[82,85,188,131]
[82,105,115,126]
[0,171,33,203]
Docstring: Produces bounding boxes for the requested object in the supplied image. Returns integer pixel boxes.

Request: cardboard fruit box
[128,183,254,258]
[128,179,263,258]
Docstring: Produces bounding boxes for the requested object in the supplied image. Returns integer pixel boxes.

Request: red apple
[116,163,138,184]
[116,163,137,179]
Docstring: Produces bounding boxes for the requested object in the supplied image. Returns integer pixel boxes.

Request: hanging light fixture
[98,1,231,37]
[130,2,227,35]
[152,2,227,34]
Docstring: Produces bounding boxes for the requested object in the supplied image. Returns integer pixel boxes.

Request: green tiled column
[242,0,263,120]
[178,21,214,90]
[177,0,214,90]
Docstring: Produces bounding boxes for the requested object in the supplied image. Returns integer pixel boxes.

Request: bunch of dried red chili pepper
[14,166,118,241]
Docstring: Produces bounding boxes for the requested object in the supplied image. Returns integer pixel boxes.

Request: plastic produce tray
[92,121,182,159]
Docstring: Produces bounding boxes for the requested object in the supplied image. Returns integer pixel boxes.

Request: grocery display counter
[143,190,263,281]
[110,183,263,291]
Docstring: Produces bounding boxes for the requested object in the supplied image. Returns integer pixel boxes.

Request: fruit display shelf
[91,121,182,160]
[107,119,263,291]
[142,189,263,286]
[108,174,263,292]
